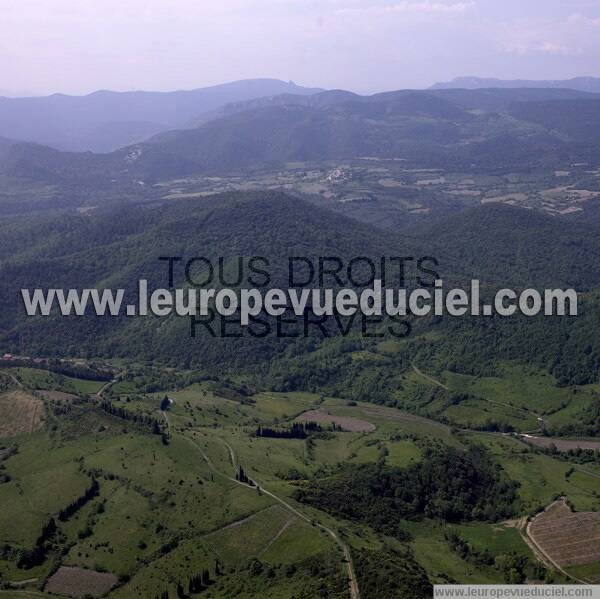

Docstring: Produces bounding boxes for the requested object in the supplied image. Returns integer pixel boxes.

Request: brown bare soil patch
[0,390,45,437]
[520,435,600,452]
[44,566,118,598]
[295,409,375,432]
[529,499,600,568]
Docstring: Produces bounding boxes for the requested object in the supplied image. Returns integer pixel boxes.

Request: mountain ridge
[2,87,600,195]
[0,79,323,153]
[431,76,600,93]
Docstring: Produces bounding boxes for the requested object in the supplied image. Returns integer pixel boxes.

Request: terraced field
[528,499,600,571]
[45,566,118,598]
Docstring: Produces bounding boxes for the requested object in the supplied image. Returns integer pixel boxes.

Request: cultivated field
[295,408,376,432]
[44,566,119,598]
[0,390,45,437]
[528,499,600,570]
[1,366,599,595]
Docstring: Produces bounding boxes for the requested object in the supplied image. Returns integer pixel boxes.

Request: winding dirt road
[523,501,588,585]
[183,433,361,599]
[411,363,544,425]
[411,364,448,390]
[96,378,118,398]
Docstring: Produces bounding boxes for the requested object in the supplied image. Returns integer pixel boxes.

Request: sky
[2,0,600,96]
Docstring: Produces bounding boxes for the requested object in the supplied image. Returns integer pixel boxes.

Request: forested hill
[0,192,599,385]
[0,192,404,364]
[414,204,600,290]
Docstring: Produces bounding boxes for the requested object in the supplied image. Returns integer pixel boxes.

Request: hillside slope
[1,194,599,387]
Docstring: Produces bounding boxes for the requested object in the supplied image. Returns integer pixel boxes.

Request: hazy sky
[2,0,600,96]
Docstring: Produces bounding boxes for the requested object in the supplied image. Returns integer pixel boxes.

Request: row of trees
[446,531,548,583]
[235,466,254,486]
[154,560,223,598]
[18,477,101,569]
[99,400,163,435]
[0,357,113,381]
[58,478,99,521]
[180,568,214,595]
[16,475,105,570]
[255,421,323,439]
[17,517,57,569]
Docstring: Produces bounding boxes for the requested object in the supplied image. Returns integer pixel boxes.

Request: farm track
[28,400,40,434]
[524,499,593,584]
[182,433,361,599]
[359,405,449,431]
[578,467,600,480]
[411,364,448,390]
[412,363,544,424]
[96,378,118,398]
[0,591,47,598]
[209,505,277,534]
[4,577,39,589]
[525,520,586,583]
[6,373,24,388]
[259,518,294,556]
[515,517,555,571]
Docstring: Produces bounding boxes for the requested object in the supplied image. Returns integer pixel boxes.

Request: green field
[0,364,598,597]
[566,562,600,584]
[449,523,532,559]
[442,365,600,431]
[8,367,106,395]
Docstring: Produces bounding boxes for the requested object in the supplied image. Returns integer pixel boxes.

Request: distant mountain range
[6,76,600,155]
[0,79,323,153]
[431,76,600,93]
[3,86,600,189]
